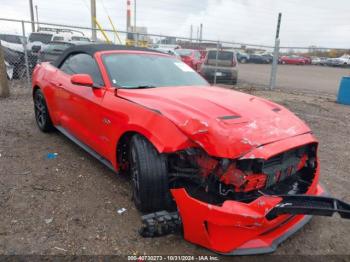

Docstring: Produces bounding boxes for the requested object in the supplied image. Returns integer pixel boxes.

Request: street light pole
[269,13,282,90]
[91,0,97,41]
[134,0,137,31]
[35,5,39,31]
[134,0,137,46]
[29,0,35,32]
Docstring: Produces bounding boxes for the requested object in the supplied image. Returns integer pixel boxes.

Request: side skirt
[55,125,116,173]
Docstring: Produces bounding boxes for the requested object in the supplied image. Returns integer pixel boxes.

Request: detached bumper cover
[171,184,326,255]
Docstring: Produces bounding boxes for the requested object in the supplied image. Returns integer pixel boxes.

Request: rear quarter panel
[32,62,60,125]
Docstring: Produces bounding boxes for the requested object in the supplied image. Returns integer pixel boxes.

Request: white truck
[27,27,90,54]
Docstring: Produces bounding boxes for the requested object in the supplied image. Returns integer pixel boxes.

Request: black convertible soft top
[52,44,162,67]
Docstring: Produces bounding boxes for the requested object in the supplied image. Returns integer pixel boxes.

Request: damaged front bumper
[170,183,327,255]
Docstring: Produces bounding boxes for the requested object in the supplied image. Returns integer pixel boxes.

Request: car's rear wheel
[34,89,54,132]
[129,134,171,212]
[240,58,247,64]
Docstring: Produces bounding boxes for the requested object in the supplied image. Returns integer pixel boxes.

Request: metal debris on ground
[117,208,127,214]
[45,218,53,224]
[53,247,67,252]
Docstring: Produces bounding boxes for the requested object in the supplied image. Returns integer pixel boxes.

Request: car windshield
[71,36,90,42]
[0,34,24,44]
[176,49,193,56]
[52,36,64,41]
[207,51,235,61]
[29,33,53,44]
[103,53,208,88]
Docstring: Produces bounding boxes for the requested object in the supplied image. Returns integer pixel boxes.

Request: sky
[1,0,350,48]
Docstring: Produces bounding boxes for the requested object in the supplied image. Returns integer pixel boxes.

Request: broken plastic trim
[140,194,350,238]
[266,195,350,220]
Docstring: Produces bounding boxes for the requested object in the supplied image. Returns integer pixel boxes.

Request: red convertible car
[32,45,350,255]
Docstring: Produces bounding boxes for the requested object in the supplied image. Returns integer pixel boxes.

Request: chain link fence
[1,17,348,94]
[0,18,281,89]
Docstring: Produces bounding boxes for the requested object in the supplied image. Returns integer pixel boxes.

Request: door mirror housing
[71,74,94,87]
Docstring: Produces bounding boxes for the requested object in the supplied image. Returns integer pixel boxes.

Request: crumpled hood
[117,86,311,158]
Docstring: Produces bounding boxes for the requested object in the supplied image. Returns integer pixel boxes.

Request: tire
[282,61,286,65]
[240,58,247,64]
[129,134,171,212]
[33,89,54,132]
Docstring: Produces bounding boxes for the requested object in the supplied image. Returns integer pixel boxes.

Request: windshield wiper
[120,85,157,89]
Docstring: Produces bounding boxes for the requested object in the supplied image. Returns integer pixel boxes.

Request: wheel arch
[114,122,194,172]
[32,85,41,97]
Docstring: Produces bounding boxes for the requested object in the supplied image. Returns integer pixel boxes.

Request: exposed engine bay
[168,143,318,204]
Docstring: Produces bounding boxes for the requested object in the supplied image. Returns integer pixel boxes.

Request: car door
[55,53,108,156]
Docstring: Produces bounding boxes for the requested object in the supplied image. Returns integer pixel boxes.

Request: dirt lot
[239,64,349,95]
[0,82,350,258]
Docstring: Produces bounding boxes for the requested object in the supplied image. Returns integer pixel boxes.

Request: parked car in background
[236,51,250,63]
[279,55,308,65]
[311,57,328,66]
[303,56,312,65]
[326,54,350,67]
[176,49,202,70]
[0,33,27,52]
[199,50,207,60]
[38,41,86,63]
[199,49,238,84]
[28,27,89,54]
[150,47,181,60]
[247,54,272,64]
[1,44,36,79]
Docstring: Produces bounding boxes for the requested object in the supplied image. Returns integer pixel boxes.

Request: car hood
[117,86,311,158]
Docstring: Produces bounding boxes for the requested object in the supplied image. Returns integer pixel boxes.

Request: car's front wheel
[34,89,54,132]
[129,134,171,212]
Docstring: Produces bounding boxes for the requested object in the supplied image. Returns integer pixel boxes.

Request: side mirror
[71,74,94,87]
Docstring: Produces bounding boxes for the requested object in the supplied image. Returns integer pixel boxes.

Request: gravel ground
[238,64,349,95]
[0,81,349,258]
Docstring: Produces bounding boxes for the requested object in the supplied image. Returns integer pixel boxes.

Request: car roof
[52,44,162,67]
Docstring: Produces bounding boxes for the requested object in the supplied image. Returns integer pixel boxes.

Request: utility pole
[134,0,138,47]
[269,13,282,90]
[0,42,9,98]
[190,25,193,42]
[126,0,131,31]
[196,26,199,43]
[29,0,35,32]
[35,5,39,31]
[134,0,137,32]
[91,0,97,41]
[199,23,203,42]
